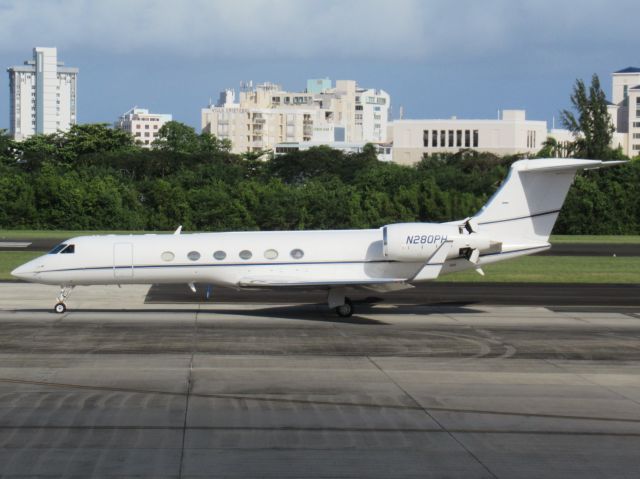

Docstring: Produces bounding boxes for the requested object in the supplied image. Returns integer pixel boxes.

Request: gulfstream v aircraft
[12,158,625,316]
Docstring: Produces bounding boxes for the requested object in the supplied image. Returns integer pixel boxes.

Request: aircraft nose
[11,263,34,280]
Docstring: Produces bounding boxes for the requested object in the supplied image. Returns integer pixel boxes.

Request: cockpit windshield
[48,243,67,254]
[48,243,75,254]
[60,244,75,254]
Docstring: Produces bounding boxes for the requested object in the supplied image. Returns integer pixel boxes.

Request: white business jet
[12,158,624,316]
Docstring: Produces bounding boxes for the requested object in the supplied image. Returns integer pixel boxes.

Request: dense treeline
[0,123,638,234]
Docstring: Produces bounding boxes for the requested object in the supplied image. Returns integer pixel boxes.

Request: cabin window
[290,248,304,259]
[187,251,201,261]
[239,250,252,260]
[48,243,67,254]
[264,249,278,260]
[60,244,75,254]
[213,250,226,260]
[161,251,175,262]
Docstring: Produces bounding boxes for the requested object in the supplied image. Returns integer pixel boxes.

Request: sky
[0,0,638,130]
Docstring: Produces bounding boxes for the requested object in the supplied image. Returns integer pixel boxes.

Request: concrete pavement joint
[366,356,499,479]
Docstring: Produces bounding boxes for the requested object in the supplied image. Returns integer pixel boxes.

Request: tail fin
[473,158,626,243]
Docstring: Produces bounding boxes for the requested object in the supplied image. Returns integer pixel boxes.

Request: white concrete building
[608,67,640,156]
[201,79,390,154]
[389,110,547,165]
[7,47,78,140]
[114,107,172,147]
[274,141,393,162]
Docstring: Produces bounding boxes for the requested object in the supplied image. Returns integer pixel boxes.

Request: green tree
[560,74,615,159]
[153,121,200,154]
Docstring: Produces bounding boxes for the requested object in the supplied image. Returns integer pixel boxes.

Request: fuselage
[11,225,548,289]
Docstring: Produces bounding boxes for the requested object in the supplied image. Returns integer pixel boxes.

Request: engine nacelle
[383,223,496,262]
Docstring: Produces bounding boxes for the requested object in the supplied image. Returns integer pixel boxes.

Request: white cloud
[0,0,637,61]
[0,0,428,59]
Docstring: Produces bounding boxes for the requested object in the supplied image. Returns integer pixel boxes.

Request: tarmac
[1,282,640,478]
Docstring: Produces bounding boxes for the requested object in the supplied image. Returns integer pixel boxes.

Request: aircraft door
[113,243,134,278]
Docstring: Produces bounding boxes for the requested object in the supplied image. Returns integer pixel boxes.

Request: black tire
[54,303,66,314]
[335,298,354,318]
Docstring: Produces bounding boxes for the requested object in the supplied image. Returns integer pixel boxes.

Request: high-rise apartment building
[608,67,640,156]
[201,79,390,154]
[114,107,172,148]
[7,47,78,140]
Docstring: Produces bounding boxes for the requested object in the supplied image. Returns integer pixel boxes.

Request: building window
[465,130,471,147]
[432,130,438,147]
[624,85,628,100]
[448,130,454,147]
[440,130,446,147]
[456,130,462,147]
[473,130,479,148]
[423,130,429,147]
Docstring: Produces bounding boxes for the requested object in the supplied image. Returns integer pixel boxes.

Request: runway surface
[1,283,640,478]
[146,282,640,307]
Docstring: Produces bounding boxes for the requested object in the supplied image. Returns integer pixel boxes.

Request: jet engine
[382,223,498,263]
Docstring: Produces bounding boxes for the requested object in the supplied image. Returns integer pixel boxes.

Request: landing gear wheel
[54,303,66,314]
[335,298,354,318]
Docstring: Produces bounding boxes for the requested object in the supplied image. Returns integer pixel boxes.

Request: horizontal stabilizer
[515,159,627,173]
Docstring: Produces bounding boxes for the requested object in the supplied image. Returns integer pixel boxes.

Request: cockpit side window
[48,243,67,254]
[60,244,75,254]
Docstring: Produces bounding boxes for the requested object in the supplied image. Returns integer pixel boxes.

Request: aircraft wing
[237,276,413,292]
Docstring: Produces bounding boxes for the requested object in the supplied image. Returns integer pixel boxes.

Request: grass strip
[439,255,640,283]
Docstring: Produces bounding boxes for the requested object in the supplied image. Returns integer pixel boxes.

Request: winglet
[174,225,182,235]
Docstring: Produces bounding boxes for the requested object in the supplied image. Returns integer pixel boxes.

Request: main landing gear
[54,285,74,314]
[328,288,354,318]
[335,298,354,318]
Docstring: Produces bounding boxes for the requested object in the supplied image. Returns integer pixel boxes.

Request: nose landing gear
[54,285,74,314]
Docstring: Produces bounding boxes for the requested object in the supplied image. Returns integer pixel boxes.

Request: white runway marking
[0,241,32,248]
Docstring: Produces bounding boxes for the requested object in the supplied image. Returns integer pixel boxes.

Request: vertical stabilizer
[473,158,625,243]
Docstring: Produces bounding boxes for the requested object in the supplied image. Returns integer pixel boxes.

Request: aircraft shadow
[14,301,484,324]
